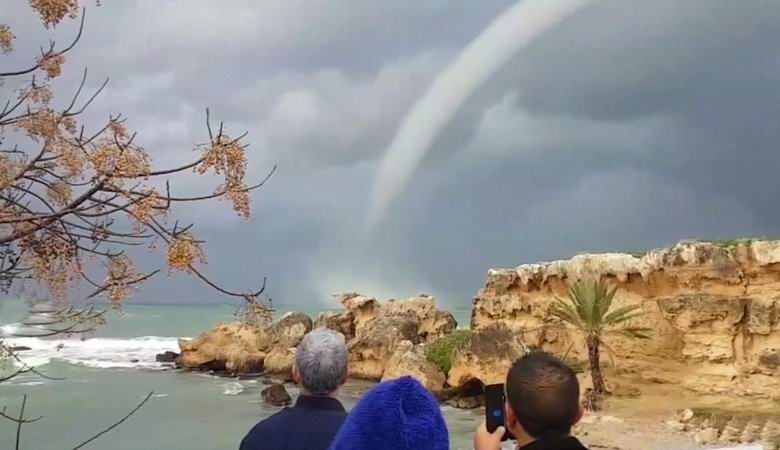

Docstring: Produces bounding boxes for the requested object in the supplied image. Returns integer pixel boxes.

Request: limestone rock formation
[762,420,780,450]
[694,427,719,445]
[348,314,419,380]
[381,340,446,393]
[719,417,742,444]
[261,384,292,406]
[315,310,356,341]
[740,421,762,443]
[263,347,296,379]
[472,240,780,399]
[381,295,457,341]
[447,323,528,388]
[176,312,312,376]
[330,292,456,342]
[313,292,457,383]
[176,322,265,374]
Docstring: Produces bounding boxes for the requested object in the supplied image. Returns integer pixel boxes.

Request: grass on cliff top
[426,330,472,375]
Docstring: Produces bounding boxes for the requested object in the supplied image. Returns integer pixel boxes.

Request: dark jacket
[328,376,448,450]
[239,395,347,450]
[519,436,589,450]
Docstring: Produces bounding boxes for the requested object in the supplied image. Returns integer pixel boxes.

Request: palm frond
[550,298,584,330]
[610,326,652,340]
[601,305,644,327]
[568,282,595,329]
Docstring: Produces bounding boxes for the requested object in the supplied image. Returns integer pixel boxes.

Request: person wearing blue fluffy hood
[328,376,449,450]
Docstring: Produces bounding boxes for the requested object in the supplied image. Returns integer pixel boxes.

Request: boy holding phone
[474,352,587,450]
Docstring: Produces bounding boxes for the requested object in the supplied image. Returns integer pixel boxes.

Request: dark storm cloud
[3,0,780,309]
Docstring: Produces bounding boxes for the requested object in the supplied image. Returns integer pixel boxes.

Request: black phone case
[484,383,515,442]
[485,384,506,433]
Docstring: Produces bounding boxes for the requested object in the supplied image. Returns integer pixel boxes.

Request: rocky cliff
[472,240,780,399]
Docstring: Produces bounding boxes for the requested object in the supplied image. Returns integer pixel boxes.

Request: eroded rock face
[382,340,446,393]
[448,323,528,388]
[176,322,265,374]
[315,310,356,341]
[330,292,456,342]
[381,296,457,341]
[263,347,296,379]
[348,314,419,380]
[472,240,780,399]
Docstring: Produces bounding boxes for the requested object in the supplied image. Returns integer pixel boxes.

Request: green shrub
[425,330,472,374]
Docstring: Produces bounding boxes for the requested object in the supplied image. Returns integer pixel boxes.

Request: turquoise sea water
[0,301,479,449]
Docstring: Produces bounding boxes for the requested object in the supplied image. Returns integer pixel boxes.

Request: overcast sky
[4,1,780,310]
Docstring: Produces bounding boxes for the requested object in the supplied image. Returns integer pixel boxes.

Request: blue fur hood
[329,376,449,450]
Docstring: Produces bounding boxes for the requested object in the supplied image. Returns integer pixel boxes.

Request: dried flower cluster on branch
[0,2,275,308]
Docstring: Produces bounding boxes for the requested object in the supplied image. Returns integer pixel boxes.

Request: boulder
[381,340,446,393]
[176,322,266,374]
[348,314,420,380]
[447,323,528,388]
[156,351,179,363]
[263,312,313,350]
[261,384,292,406]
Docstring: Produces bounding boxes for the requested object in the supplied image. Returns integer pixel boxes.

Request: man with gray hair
[240,328,349,450]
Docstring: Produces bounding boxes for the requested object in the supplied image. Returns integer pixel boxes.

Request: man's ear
[340,365,349,386]
[572,403,584,426]
[292,363,302,385]
[505,401,518,428]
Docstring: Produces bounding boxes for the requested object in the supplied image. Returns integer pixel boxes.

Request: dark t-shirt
[239,395,347,450]
[518,436,588,450]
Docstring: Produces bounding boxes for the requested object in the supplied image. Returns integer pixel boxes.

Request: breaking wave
[2,335,182,369]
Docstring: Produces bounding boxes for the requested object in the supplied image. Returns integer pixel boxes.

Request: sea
[0,299,482,450]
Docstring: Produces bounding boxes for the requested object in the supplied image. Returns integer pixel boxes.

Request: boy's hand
[474,420,505,450]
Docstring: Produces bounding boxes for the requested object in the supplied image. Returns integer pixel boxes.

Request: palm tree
[550,279,650,396]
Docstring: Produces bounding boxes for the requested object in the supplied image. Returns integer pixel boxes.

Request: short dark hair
[505,352,580,438]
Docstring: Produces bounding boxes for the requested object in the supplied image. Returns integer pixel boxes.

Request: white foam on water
[2,336,180,369]
[221,381,244,396]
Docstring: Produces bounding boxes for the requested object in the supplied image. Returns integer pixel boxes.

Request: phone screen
[484,384,506,433]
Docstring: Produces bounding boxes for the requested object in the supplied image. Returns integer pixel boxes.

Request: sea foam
[2,336,181,369]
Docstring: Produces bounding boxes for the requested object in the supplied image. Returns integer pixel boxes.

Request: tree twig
[69,391,154,450]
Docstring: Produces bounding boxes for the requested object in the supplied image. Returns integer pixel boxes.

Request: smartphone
[484,383,513,441]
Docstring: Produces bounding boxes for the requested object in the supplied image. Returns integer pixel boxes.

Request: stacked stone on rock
[762,420,780,450]
[719,417,742,444]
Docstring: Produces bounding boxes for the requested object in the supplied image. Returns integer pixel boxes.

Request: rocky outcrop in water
[176,294,457,390]
[156,351,179,363]
[472,240,780,400]
[177,322,266,374]
[176,313,312,376]
[261,383,292,406]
